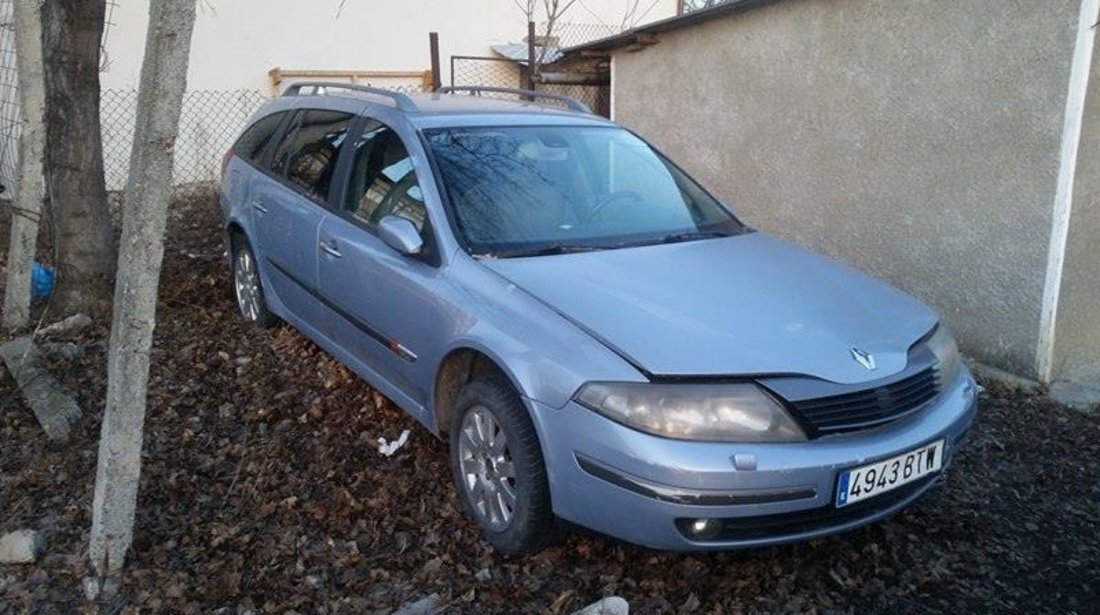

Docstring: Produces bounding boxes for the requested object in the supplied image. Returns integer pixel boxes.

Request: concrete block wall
[608,0,1097,386]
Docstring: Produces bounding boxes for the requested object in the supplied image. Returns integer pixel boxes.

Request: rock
[38,341,85,361]
[0,337,82,441]
[390,593,439,615]
[35,313,93,339]
[571,596,629,615]
[421,556,443,575]
[475,567,491,582]
[83,576,100,601]
[0,529,44,564]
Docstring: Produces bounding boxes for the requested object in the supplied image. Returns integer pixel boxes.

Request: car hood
[481,232,938,384]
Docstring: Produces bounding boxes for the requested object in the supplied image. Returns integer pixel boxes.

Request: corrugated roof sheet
[490,43,563,66]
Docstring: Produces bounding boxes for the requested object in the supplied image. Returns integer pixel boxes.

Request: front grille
[790,367,940,435]
[677,474,939,542]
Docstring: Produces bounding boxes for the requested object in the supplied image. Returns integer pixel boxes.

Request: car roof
[251,86,616,130]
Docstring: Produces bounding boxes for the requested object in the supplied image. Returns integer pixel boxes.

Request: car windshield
[423,125,745,257]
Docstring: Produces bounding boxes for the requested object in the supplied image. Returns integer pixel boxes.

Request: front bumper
[527,368,979,551]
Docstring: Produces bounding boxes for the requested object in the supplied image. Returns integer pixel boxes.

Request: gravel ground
[1,195,1098,614]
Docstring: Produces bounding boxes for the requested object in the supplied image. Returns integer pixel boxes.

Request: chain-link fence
[0,0,120,196]
[101,89,269,195]
[6,77,444,200]
[546,22,625,48]
[450,55,523,91]
[539,82,608,117]
[448,20,618,119]
[449,53,608,117]
[0,0,18,195]
[0,0,263,198]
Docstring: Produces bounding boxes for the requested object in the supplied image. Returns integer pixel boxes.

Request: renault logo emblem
[850,347,876,371]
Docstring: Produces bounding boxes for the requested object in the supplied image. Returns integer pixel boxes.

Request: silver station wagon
[220,83,979,554]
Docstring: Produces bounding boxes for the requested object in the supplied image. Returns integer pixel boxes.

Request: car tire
[231,236,277,329]
[450,379,556,555]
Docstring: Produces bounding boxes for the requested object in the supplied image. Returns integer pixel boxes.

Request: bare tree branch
[533,0,578,76]
[512,0,536,20]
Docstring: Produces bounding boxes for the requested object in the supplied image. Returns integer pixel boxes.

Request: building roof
[490,43,564,66]
[562,0,782,54]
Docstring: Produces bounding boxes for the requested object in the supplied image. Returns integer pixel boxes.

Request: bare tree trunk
[88,0,196,580]
[2,0,47,330]
[40,0,116,317]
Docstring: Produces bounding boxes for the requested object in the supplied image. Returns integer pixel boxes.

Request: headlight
[574,382,807,443]
[926,324,962,383]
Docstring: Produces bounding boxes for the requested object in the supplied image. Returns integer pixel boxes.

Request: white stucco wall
[100,0,676,92]
[90,0,675,191]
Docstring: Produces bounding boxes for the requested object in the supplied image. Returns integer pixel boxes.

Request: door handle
[251,201,269,214]
[320,241,342,258]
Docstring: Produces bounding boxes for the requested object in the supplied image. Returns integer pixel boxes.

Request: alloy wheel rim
[234,250,261,321]
[458,406,517,531]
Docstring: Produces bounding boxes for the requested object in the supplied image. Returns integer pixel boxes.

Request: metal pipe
[429,32,441,92]
[526,20,536,95]
[536,72,610,86]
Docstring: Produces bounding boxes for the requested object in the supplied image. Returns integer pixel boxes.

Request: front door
[316,119,443,408]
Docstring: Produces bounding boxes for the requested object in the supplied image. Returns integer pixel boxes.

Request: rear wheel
[450,379,556,555]
[231,237,277,329]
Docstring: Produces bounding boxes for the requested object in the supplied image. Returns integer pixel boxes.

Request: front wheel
[450,379,556,555]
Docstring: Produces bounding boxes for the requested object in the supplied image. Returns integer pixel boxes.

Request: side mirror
[378,215,423,256]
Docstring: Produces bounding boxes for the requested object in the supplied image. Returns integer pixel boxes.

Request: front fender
[437,256,646,410]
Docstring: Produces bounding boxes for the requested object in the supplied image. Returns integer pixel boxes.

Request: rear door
[316,119,442,406]
[223,111,286,219]
[250,109,355,321]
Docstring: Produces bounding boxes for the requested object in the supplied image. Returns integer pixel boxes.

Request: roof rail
[436,86,592,114]
[282,81,417,113]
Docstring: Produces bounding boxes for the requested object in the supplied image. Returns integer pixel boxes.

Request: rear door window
[270,109,355,202]
[232,111,286,167]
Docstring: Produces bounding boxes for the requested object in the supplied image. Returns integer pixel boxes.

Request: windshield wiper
[660,231,732,243]
[480,230,737,258]
[485,242,610,259]
[620,230,733,248]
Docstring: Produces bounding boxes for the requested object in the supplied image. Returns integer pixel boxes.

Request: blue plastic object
[31,261,55,300]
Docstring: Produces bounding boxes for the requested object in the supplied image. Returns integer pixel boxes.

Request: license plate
[835,440,944,507]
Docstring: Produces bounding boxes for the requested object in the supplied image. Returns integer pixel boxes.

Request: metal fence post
[429,32,441,92]
[527,20,536,94]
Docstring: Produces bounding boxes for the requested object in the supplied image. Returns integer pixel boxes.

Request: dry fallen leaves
[0,194,1098,613]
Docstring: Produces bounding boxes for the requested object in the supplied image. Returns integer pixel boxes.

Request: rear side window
[232,112,285,166]
[342,121,426,231]
[271,109,354,201]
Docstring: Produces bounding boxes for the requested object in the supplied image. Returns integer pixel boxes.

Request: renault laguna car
[219,83,978,554]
